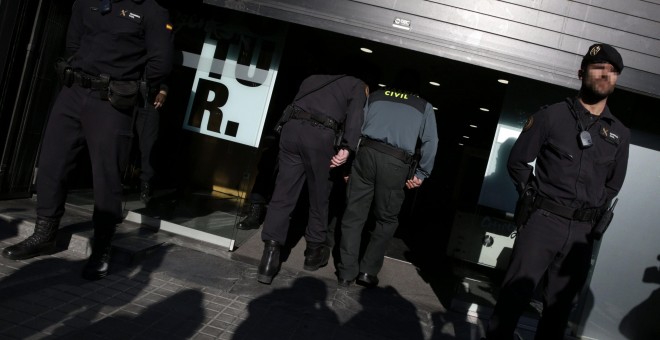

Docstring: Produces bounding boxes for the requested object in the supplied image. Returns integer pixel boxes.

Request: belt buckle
[573,208,592,221]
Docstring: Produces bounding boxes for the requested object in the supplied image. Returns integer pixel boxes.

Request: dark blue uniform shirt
[293,75,367,152]
[67,0,173,86]
[508,98,630,209]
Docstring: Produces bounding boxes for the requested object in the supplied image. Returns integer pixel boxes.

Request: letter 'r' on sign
[188,78,229,133]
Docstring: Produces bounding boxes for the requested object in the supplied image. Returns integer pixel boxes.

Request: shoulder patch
[522,116,534,132]
[599,126,620,145]
[118,9,143,23]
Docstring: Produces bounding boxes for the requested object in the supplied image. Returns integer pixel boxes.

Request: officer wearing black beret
[486,43,630,339]
[2,0,173,281]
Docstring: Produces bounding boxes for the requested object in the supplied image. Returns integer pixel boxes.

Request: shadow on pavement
[0,243,200,339]
[232,276,339,339]
[338,285,425,340]
[57,289,205,339]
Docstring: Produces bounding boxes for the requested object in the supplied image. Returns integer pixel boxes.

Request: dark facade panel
[204,0,660,97]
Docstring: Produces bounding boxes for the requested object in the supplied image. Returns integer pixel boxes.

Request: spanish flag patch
[166,23,173,31]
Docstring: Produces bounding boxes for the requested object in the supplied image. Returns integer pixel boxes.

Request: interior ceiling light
[433,107,438,111]
[462,135,470,139]
[378,83,387,87]
[469,124,478,128]
[480,108,490,112]
[458,143,464,146]
[429,81,440,86]
[360,47,373,53]
[498,79,509,84]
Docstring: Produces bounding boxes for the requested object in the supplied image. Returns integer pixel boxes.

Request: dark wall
[0,0,73,198]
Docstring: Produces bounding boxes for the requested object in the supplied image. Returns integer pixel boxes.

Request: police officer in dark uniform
[486,43,630,339]
[2,0,173,281]
[337,73,438,288]
[257,74,367,284]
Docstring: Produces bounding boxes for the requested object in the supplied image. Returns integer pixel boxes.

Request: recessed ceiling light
[360,47,373,53]
[458,143,464,146]
[469,124,478,128]
[378,83,387,87]
[429,81,440,87]
[462,136,470,139]
[480,108,490,112]
[433,107,438,111]
[498,79,509,84]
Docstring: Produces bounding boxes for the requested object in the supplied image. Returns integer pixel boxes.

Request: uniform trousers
[487,208,594,340]
[36,85,133,226]
[135,105,159,184]
[261,119,336,245]
[338,146,409,280]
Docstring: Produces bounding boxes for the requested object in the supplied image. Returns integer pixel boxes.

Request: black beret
[581,43,624,73]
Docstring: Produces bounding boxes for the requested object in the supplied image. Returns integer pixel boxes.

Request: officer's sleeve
[65,1,84,58]
[605,126,630,200]
[416,102,439,180]
[143,6,173,86]
[507,109,548,192]
[341,80,368,151]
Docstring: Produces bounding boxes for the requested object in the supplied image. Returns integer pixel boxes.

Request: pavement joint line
[215,295,244,327]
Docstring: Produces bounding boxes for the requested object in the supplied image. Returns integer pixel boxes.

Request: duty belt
[72,71,109,90]
[360,138,413,164]
[290,110,340,132]
[534,197,601,222]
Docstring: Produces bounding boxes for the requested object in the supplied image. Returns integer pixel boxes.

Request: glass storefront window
[120,9,288,250]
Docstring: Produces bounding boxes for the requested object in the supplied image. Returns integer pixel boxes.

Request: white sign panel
[182,29,284,147]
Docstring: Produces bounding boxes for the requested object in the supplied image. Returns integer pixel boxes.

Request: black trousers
[36,85,133,226]
[135,105,159,183]
[261,120,336,245]
[337,146,409,280]
[487,209,594,340]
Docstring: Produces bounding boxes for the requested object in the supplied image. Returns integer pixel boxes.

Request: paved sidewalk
[0,201,493,340]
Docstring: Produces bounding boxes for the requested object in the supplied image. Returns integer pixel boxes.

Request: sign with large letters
[182,24,285,147]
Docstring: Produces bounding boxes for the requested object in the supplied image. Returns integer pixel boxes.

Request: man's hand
[405,175,423,189]
[330,149,349,168]
[154,90,167,109]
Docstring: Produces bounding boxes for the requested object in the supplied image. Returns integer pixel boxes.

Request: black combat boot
[82,225,116,280]
[303,242,330,271]
[2,217,59,260]
[140,181,152,204]
[237,203,266,230]
[257,240,281,284]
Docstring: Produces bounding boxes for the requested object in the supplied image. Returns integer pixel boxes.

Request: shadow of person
[55,289,205,339]
[232,276,338,339]
[338,286,424,340]
[619,254,660,339]
[0,241,172,338]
